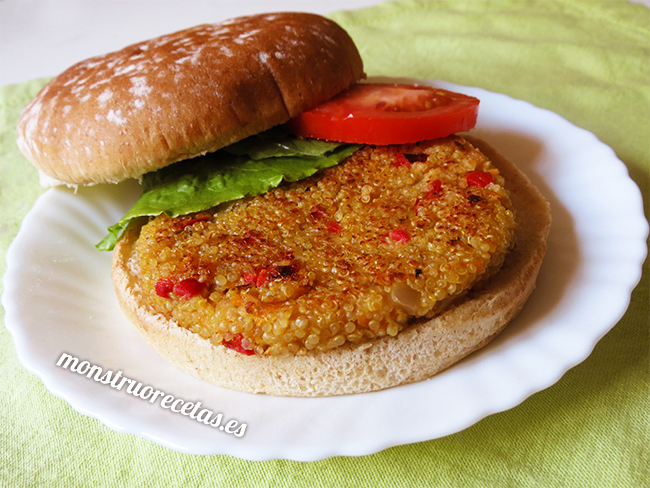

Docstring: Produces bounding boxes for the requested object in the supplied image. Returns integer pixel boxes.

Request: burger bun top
[16,12,365,187]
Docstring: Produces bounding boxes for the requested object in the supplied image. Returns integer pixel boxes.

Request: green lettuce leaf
[96,132,358,251]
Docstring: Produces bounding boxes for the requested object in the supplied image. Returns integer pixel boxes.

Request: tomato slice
[285,83,480,145]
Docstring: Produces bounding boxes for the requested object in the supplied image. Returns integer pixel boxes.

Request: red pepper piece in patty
[390,228,410,244]
[327,221,342,233]
[393,153,428,167]
[223,333,255,355]
[309,204,326,222]
[155,278,175,298]
[255,268,270,287]
[170,214,210,232]
[415,179,443,214]
[245,263,301,287]
[182,216,210,227]
[466,171,494,188]
[426,179,443,196]
[174,278,205,299]
[393,153,411,167]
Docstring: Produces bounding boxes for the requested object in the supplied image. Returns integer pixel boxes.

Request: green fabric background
[1,0,648,486]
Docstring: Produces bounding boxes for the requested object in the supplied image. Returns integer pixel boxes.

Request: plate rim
[3,80,648,461]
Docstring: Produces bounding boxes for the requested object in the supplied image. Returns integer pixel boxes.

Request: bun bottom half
[111,138,551,397]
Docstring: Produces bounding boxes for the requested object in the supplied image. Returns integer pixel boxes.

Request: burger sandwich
[16,13,551,396]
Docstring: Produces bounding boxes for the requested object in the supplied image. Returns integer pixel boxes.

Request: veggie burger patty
[16,12,550,395]
[134,136,517,356]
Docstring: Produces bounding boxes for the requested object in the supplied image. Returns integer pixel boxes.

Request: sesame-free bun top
[16,13,365,186]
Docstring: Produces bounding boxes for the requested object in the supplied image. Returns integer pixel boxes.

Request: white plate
[3,81,647,461]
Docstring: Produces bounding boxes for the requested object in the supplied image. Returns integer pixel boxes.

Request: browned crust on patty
[16,13,364,186]
[111,138,551,396]
[133,136,517,356]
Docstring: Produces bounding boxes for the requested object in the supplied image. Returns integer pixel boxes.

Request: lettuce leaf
[96,132,358,251]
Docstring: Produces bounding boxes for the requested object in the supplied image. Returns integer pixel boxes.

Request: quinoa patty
[133,136,516,356]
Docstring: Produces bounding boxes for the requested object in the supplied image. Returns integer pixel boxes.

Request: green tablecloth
[2,0,648,486]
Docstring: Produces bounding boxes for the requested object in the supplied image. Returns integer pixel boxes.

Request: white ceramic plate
[3,81,647,461]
